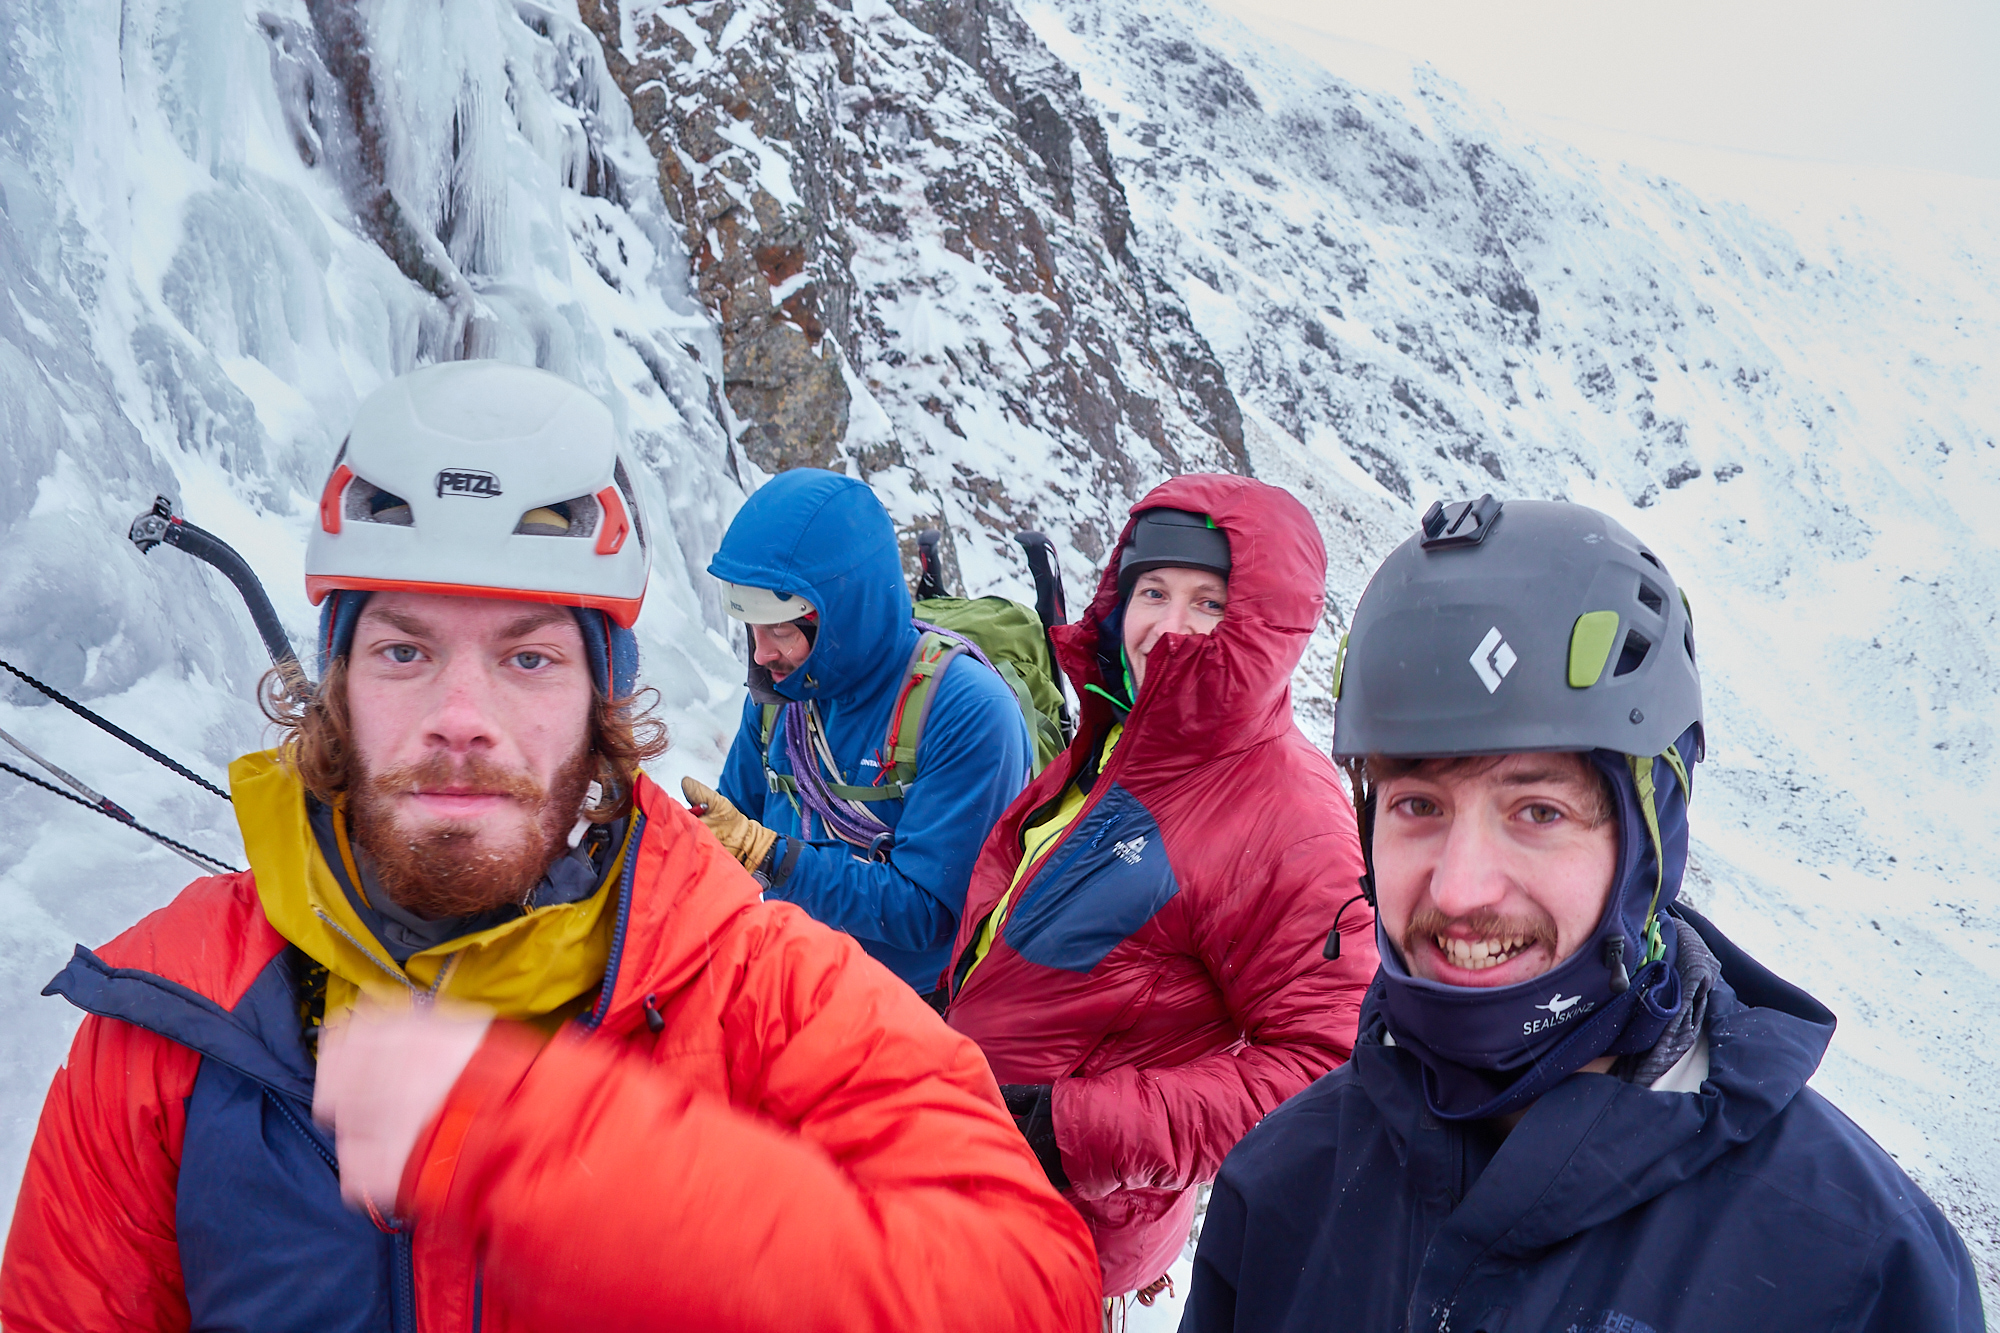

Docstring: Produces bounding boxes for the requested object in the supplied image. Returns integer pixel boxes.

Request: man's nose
[1426,812,1511,920]
[424,652,499,753]
[752,631,780,666]
[1157,599,1191,636]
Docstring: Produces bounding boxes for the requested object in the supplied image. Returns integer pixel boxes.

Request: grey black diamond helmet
[1330,497,1702,761]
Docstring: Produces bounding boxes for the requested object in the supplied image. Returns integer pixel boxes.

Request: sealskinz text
[1524,992,1594,1036]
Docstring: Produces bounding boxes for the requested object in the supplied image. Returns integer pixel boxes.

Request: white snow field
[3,0,1997,1320]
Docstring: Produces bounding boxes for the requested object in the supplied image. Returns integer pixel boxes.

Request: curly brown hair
[259,659,671,823]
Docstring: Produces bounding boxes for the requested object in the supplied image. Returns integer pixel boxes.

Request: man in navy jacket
[681,469,1031,995]
[1185,499,1982,1333]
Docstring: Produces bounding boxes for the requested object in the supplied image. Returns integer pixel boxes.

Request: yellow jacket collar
[230,751,621,1023]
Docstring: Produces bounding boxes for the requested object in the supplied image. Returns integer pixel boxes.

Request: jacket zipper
[586,813,646,1029]
[267,1087,418,1331]
[266,1088,337,1171]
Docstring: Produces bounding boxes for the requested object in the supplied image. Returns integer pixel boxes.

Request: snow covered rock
[582,0,1247,590]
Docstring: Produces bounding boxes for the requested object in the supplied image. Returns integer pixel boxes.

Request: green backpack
[759,528,1075,824]
[913,596,1067,773]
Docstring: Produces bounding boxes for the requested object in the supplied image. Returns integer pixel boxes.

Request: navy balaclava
[316,590,638,699]
[1373,724,1700,1121]
[1089,602,1139,716]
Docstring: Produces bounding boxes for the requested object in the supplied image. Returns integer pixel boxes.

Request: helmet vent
[1636,580,1665,616]
[345,478,413,527]
[1638,549,1664,571]
[1684,625,1696,664]
[1614,629,1652,677]
[514,494,601,538]
[613,460,647,551]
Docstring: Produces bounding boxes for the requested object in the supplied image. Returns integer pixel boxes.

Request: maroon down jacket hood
[944,473,1378,1296]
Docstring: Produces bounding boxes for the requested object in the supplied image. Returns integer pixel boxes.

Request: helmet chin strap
[1628,741,1694,967]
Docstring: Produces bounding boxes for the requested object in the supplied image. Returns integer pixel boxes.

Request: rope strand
[0,657,231,801]
[1,760,240,873]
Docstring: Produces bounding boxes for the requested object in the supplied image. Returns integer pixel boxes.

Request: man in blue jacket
[682,469,1032,997]
[1185,498,1983,1333]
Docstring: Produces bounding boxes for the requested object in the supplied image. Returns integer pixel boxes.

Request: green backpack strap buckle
[758,702,803,817]
[877,632,966,789]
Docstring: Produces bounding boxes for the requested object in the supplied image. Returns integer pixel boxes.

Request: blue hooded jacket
[1184,907,1983,1333]
[710,470,1031,989]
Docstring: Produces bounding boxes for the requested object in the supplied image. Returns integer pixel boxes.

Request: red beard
[350,747,594,919]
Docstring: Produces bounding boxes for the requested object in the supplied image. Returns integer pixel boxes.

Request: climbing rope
[1,761,239,874]
[0,656,231,801]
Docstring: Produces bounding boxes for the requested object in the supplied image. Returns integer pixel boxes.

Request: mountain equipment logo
[1113,836,1146,865]
[1470,627,1518,693]
[435,468,503,499]
[1524,991,1593,1036]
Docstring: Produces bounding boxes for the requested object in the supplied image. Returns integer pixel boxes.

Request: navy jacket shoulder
[1187,910,1984,1333]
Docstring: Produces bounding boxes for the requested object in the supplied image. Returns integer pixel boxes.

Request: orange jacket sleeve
[0,1014,196,1333]
[403,905,1101,1332]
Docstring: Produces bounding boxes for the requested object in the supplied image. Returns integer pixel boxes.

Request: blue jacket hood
[709,469,919,705]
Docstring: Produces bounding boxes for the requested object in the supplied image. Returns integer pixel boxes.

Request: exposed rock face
[580,0,856,474]
[579,0,1246,588]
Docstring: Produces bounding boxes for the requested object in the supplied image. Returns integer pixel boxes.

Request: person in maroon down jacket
[943,473,1379,1317]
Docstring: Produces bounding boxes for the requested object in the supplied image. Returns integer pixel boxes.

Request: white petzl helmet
[305,361,651,625]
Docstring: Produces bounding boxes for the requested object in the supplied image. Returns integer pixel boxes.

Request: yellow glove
[681,776,779,872]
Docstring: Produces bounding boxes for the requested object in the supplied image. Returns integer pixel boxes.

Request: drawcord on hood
[1083,601,1139,717]
[1372,723,1702,1121]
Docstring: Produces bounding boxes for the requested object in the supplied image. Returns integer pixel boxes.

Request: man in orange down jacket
[0,361,1099,1333]
[943,474,1380,1319]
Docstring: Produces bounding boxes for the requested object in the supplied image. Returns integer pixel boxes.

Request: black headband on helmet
[1117,508,1231,598]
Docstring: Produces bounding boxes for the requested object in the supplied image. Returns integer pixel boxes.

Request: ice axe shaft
[130,497,308,690]
[915,529,949,601]
[1013,530,1074,739]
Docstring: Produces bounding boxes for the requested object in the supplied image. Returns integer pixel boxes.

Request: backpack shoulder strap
[878,631,966,791]
[758,702,802,806]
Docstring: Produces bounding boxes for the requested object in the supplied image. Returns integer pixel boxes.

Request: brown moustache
[1402,906,1557,962]
[350,748,592,920]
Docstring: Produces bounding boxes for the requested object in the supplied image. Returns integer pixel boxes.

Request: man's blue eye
[388,645,419,664]
[515,652,546,670]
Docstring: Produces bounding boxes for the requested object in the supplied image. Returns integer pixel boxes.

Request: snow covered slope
[1022,0,2000,1314]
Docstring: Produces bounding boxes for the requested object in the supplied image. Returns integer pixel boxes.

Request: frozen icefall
[0,0,747,1209]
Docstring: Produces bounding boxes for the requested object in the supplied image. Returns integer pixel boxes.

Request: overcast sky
[1212,0,2000,180]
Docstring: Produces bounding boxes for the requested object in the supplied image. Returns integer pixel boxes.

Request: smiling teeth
[1437,935,1531,970]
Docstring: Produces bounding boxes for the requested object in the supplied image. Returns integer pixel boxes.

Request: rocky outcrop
[578,0,1246,586]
